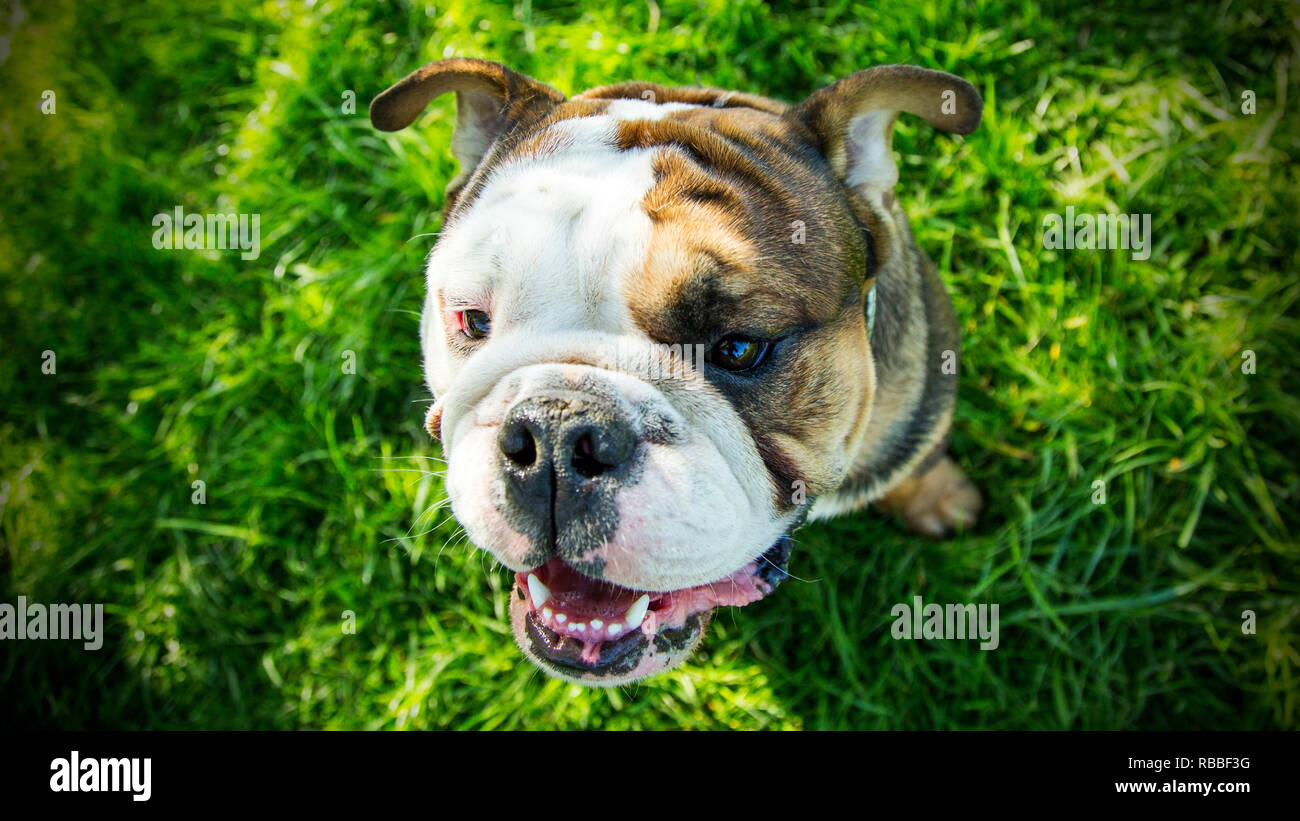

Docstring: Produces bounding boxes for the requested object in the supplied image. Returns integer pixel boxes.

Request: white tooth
[527,574,550,607]
[590,619,603,630]
[542,608,552,621]
[555,613,566,623]
[624,594,650,627]
[607,622,622,636]
[573,623,586,632]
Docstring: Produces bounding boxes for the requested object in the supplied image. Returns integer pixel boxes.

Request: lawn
[1,0,1297,729]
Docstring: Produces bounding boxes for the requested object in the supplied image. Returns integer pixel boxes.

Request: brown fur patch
[873,456,982,538]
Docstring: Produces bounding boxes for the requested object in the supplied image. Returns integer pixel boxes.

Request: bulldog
[370,59,984,686]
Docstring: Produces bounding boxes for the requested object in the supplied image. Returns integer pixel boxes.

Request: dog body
[371,59,983,685]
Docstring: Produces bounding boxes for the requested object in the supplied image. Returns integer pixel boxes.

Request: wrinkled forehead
[427,114,657,333]
[428,95,866,338]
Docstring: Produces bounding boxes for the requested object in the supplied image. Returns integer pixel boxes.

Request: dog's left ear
[791,65,981,211]
[371,58,566,200]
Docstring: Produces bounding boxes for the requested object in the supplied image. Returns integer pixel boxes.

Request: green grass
[1,0,1297,729]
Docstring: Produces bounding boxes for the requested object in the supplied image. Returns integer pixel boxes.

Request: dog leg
[873,456,982,538]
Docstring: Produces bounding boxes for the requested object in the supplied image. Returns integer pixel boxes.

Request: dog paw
[875,457,982,539]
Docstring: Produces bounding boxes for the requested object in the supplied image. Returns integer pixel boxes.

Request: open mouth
[511,536,792,681]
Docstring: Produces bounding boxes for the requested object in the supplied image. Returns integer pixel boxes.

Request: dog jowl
[371,59,985,685]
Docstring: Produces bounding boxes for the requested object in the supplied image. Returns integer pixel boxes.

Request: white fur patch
[603,98,700,121]
[844,109,900,196]
[422,114,658,396]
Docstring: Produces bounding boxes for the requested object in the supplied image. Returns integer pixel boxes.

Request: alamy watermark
[891,595,1000,650]
[0,596,104,650]
[50,751,151,801]
[152,206,260,260]
[1041,206,1152,261]
[598,339,708,381]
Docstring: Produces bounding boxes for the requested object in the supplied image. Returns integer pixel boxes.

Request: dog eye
[708,336,771,372]
[457,309,491,340]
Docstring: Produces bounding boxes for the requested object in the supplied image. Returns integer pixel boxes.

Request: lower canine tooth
[624,594,650,627]
[527,574,550,608]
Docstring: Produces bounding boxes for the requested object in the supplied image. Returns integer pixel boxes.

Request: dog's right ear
[791,66,981,213]
[371,58,566,199]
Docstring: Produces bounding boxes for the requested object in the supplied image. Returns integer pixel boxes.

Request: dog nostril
[500,422,537,468]
[571,434,605,478]
[571,430,631,479]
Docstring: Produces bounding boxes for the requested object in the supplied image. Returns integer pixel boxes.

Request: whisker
[372,467,440,475]
[759,543,818,584]
[387,504,455,546]
[432,524,467,570]
[374,455,447,463]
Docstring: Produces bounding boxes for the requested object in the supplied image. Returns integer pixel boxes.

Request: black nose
[498,392,637,548]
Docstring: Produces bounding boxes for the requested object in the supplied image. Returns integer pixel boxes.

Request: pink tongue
[655,560,772,619]
[523,558,775,631]
[551,591,630,619]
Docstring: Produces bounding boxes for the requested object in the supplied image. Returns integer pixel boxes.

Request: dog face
[371,60,980,685]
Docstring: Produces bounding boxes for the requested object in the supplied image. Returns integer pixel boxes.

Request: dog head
[371,59,980,685]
